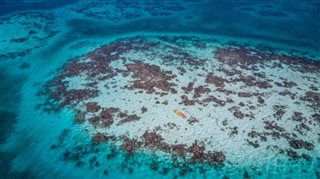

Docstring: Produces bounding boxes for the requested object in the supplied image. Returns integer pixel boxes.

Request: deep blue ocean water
[1,0,320,178]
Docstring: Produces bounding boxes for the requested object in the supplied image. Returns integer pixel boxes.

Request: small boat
[173,108,187,119]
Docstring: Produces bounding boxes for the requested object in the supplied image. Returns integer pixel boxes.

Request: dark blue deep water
[1,0,320,178]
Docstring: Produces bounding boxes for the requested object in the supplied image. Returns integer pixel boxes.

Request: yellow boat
[173,108,187,119]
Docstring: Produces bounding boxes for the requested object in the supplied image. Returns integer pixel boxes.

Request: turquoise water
[1,0,320,178]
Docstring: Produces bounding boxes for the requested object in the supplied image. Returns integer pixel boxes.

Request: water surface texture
[0,0,319,178]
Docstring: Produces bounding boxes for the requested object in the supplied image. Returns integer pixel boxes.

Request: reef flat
[38,35,320,177]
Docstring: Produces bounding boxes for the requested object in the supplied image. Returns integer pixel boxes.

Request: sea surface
[0,0,320,178]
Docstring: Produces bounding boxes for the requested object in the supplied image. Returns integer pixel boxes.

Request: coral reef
[39,35,320,174]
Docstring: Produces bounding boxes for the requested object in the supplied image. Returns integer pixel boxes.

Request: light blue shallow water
[1,0,320,178]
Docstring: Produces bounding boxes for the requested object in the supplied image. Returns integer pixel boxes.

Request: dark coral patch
[120,137,143,155]
[264,121,285,132]
[86,102,101,112]
[182,82,194,94]
[92,133,116,143]
[89,116,113,128]
[61,89,99,107]
[287,149,298,159]
[289,139,314,151]
[214,47,266,69]
[141,106,148,113]
[214,46,320,73]
[237,74,272,89]
[238,92,252,98]
[180,95,197,106]
[142,131,165,148]
[274,81,297,88]
[291,112,305,122]
[273,105,287,119]
[193,86,211,98]
[257,96,265,104]
[100,107,119,119]
[188,142,205,160]
[233,111,244,119]
[311,114,320,124]
[118,114,141,125]
[171,144,188,157]
[89,107,120,128]
[205,73,226,88]
[188,142,225,166]
[125,61,177,94]
[300,91,320,109]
